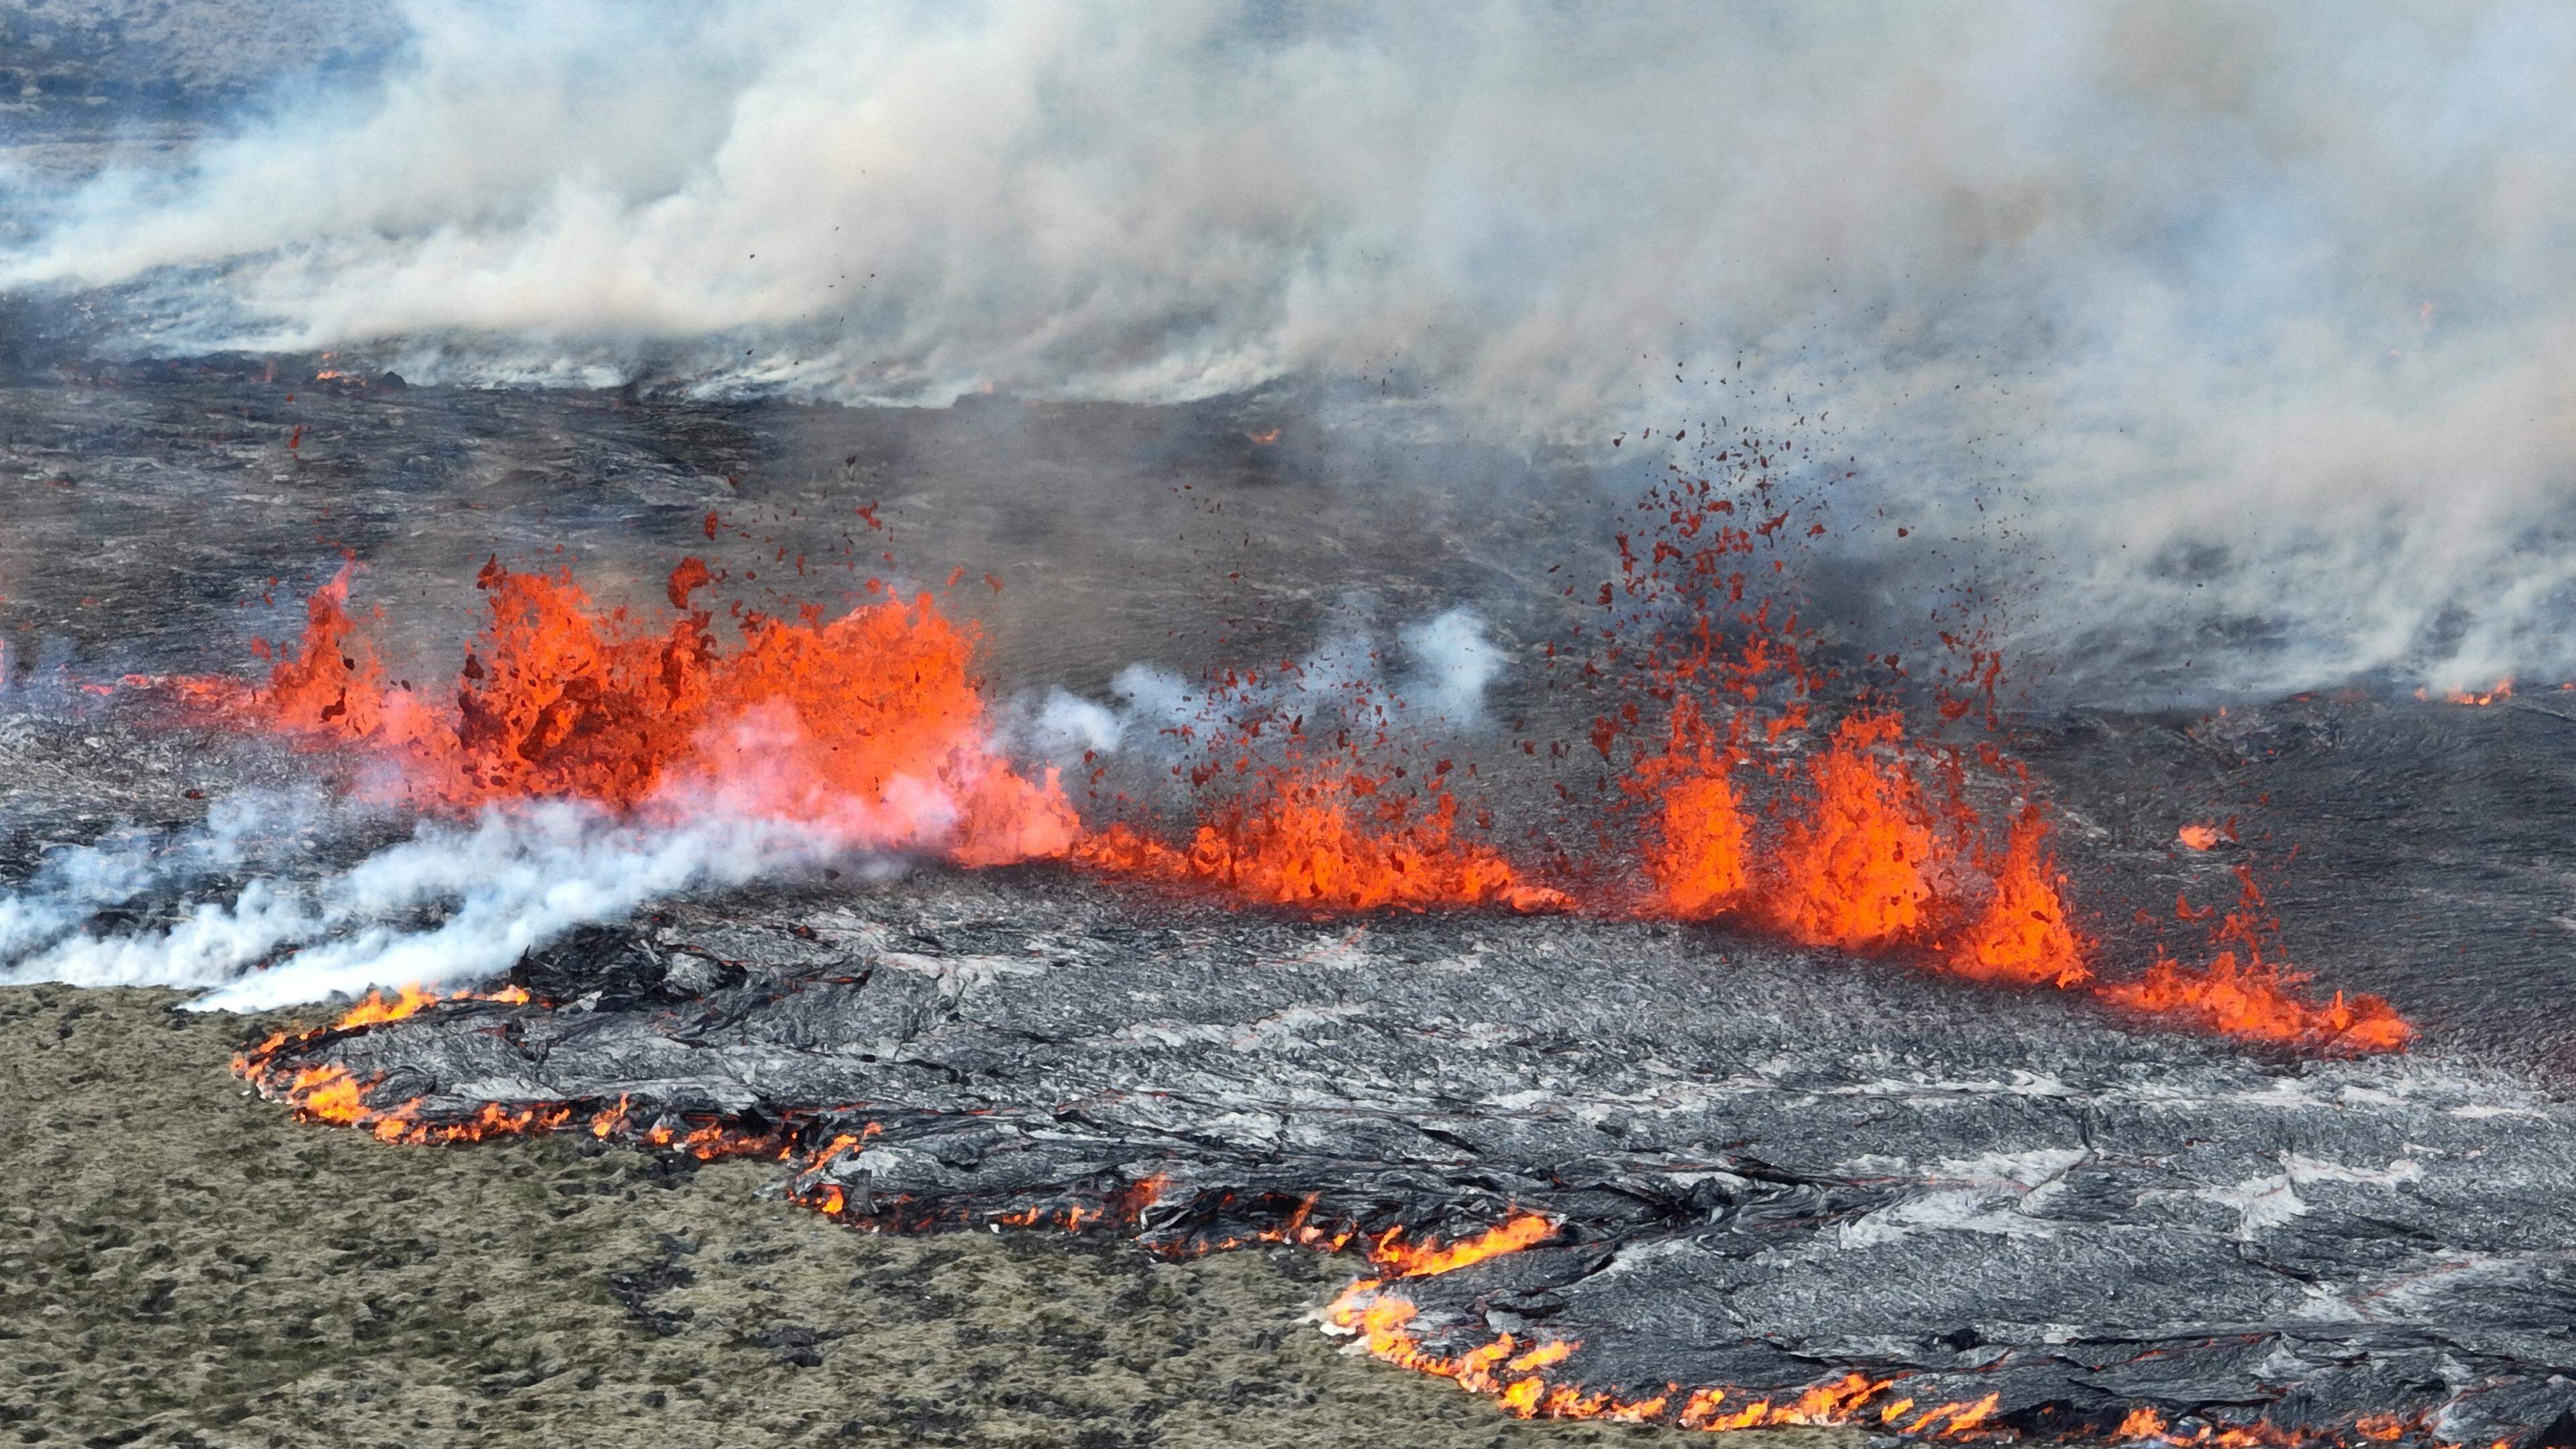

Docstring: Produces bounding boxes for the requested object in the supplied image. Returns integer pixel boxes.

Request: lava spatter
[1628,694,1752,918]
[1073,771,1572,914]
[190,558,1077,866]
[1947,804,2090,988]
[1763,712,1947,951]
[177,546,2418,1055]
[2098,867,2410,1054]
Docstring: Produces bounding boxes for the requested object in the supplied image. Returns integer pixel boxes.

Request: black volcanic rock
[258,869,2576,1447]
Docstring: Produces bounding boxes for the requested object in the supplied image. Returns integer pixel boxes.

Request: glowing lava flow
[195,558,1076,866]
[2096,869,2410,1054]
[1948,804,2090,989]
[1321,1213,2471,1445]
[1764,712,1944,951]
[1326,1217,2001,1437]
[234,985,794,1155]
[184,553,2414,1054]
[1072,773,1570,914]
[1630,695,1752,917]
[237,991,2433,1444]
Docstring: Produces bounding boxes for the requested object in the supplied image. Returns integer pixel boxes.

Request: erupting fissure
[171,533,2410,1055]
[189,557,1079,865]
[2098,867,2410,1053]
[1073,774,1570,914]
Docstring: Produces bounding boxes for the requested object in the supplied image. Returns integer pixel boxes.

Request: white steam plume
[1398,610,1507,731]
[1004,605,1508,780]
[5,3,2576,693]
[0,797,885,1011]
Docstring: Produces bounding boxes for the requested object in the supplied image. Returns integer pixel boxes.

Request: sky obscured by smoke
[3,0,2573,694]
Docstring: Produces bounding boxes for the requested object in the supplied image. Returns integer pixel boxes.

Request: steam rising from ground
[0,605,1501,1010]
[0,791,879,1011]
[1006,606,1504,786]
[6,2,2576,691]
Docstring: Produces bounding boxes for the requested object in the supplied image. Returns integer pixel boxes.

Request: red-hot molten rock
[2097,868,2410,1053]
[188,555,2410,1055]
[1073,772,1571,914]
[197,559,1077,865]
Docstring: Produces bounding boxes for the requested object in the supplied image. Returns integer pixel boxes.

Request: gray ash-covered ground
[6,366,2576,1447]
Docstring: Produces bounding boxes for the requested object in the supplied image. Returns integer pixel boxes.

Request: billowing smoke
[0,792,881,1010]
[7,2,2575,694]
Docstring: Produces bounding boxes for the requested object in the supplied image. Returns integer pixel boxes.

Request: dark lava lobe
[260,865,2576,1447]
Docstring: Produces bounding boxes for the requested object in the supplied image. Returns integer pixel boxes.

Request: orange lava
[1073,773,1570,914]
[233,983,788,1153]
[1764,714,1945,951]
[1366,1213,1556,1277]
[184,554,2416,1055]
[1630,695,1751,918]
[1327,1226,2014,1438]
[2096,869,2411,1054]
[238,985,2431,1444]
[1333,1252,2435,1444]
[331,981,441,1028]
[1947,805,2090,987]
[201,559,1075,865]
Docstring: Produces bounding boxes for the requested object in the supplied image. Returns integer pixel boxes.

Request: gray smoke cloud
[5,1,2574,695]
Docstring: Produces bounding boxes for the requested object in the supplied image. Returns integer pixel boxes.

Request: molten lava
[1630,695,1752,917]
[1073,773,1570,914]
[1947,805,2090,987]
[203,559,1076,865]
[233,983,798,1152]
[1764,713,1944,951]
[191,550,2414,1056]
[1324,1211,2029,1437]
[1366,1213,1556,1277]
[2097,868,2410,1054]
